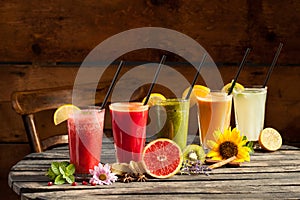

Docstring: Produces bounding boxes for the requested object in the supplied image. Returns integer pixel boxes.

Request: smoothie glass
[155,98,190,150]
[67,107,105,176]
[197,91,232,149]
[233,86,267,142]
[109,102,149,163]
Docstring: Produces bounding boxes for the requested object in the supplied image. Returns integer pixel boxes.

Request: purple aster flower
[89,163,118,185]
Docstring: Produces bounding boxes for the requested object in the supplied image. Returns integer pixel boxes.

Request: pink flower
[89,163,118,185]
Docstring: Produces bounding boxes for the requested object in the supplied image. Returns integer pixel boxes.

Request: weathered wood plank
[8,144,300,199]
[12,178,300,196]
[22,192,300,200]
[0,1,299,63]
[9,169,300,185]
[10,156,300,173]
[0,65,79,102]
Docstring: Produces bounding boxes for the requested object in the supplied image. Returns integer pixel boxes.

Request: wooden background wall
[1,0,299,198]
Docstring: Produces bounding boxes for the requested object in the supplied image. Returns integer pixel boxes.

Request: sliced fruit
[259,128,282,151]
[111,163,132,175]
[222,81,244,93]
[129,161,146,175]
[142,138,183,179]
[182,144,206,163]
[53,104,80,125]
[182,85,210,107]
[142,93,166,107]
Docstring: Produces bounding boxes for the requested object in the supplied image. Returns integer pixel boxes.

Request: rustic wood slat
[12,179,300,198]
[12,177,300,194]
[0,1,299,63]
[22,192,300,200]
[9,169,300,184]
[8,140,300,199]
[11,158,300,172]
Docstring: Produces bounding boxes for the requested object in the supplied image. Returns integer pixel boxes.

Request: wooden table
[8,135,300,199]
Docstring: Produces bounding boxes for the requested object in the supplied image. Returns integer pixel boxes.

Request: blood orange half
[142,138,183,179]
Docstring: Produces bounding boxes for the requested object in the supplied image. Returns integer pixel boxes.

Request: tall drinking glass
[197,91,232,150]
[233,86,267,142]
[155,98,190,150]
[67,107,105,176]
[109,102,149,163]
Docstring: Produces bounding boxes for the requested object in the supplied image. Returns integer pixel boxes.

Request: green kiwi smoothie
[155,98,190,150]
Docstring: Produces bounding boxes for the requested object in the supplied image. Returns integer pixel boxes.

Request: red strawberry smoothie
[68,108,105,174]
[110,102,148,163]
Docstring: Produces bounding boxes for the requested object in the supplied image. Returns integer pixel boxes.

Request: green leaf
[47,161,76,184]
[51,162,60,175]
[66,164,75,175]
[46,168,56,180]
[59,165,66,176]
[60,161,70,167]
[246,141,255,155]
[54,175,65,185]
[65,175,75,184]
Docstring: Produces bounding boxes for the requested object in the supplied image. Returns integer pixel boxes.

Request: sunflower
[207,127,251,163]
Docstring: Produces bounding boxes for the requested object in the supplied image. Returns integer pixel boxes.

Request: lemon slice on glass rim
[222,80,244,94]
[182,85,210,107]
[53,104,80,125]
[142,93,166,107]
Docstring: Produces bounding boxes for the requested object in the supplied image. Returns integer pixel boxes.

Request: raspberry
[71,182,78,186]
[82,181,88,185]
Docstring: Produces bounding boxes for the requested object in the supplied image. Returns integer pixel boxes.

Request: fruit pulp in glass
[233,87,267,141]
[197,92,232,149]
[110,102,148,163]
[68,108,105,174]
[155,99,190,150]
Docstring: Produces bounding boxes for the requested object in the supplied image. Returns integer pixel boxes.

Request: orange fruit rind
[182,85,210,107]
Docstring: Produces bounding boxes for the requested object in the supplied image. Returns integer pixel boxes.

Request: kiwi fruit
[182,144,206,163]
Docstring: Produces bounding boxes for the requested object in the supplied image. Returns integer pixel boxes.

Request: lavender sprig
[180,160,212,176]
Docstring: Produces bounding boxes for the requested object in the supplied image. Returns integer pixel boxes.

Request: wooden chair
[11,86,146,152]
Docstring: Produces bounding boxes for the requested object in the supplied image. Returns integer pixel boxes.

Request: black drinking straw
[143,55,166,106]
[262,43,283,88]
[100,60,124,109]
[185,54,207,100]
[227,48,251,95]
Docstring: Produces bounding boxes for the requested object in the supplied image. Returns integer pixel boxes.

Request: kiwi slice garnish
[182,144,206,163]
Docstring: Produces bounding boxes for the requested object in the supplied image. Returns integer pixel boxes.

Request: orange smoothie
[197,92,232,149]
